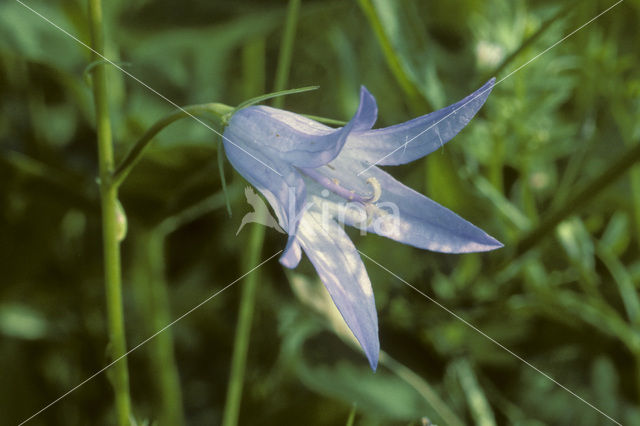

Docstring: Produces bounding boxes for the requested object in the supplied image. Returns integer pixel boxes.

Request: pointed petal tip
[345,78,496,166]
[368,356,379,372]
[472,235,504,252]
[359,85,373,97]
[481,77,496,96]
[485,234,504,250]
[476,77,496,99]
[350,85,378,132]
[442,234,504,254]
[363,339,380,372]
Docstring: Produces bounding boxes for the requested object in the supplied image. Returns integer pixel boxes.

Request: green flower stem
[511,137,640,260]
[132,229,185,426]
[221,214,267,426]
[87,0,132,424]
[134,186,241,424]
[223,1,300,418]
[222,33,270,426]
[346,404,357,426]
[112,103,232,187]
[242,38,266,100]
[272,0,300,109]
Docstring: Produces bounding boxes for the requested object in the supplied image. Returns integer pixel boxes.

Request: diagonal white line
[357,250,622,426]
[493,0,623,87]
[14,0,283,177]
[18,250,283,426]
[357,0,623,176]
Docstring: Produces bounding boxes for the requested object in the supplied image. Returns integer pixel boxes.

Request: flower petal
[344,78,495,166]
[222,129,307,240]
[228,88,377,170]
[280,238,302,268]
[362,169,501,252]
[310,154,502,253]
[296,209,379,370]
[351,86,378,132]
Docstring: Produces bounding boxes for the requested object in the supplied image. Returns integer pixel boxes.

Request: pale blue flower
[222,78,501,370]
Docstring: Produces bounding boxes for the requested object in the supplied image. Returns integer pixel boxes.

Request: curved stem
[112,103,232,187]
[235,86,318,111]
[88,0,132,424]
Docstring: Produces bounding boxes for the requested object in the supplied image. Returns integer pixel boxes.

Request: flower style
[222,78,502,370]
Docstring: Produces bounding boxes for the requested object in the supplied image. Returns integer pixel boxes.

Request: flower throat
[299,167,381,204]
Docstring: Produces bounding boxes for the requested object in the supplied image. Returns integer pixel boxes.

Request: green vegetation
[1,0,638,424]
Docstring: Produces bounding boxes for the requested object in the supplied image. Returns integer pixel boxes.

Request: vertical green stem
[221,214,267,426]
[242,39,266,100]
[221,37,268,426]
[88,0,132,424]
[132,230,185,426]
[272,0,300,109]
[223,3,299,420]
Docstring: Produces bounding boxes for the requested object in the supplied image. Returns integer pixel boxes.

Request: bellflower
[222,78,502,370]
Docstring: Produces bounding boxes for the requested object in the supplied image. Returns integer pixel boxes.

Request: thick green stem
[132,230,185,426]
[88,0,132,424]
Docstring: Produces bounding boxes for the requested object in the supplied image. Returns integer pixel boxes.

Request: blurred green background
[2,0,640,424]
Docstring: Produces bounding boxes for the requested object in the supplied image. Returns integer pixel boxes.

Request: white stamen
[366,177,382,203]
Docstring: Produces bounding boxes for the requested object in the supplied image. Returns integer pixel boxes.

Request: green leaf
[454,359,496,426]
[234,86,319,111]
[298,361,446,422]
[596,242,640,325]
[556,217,598,291]
[600,211,631,256]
